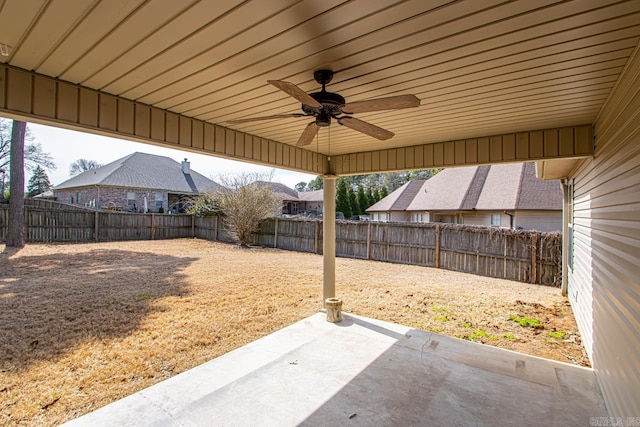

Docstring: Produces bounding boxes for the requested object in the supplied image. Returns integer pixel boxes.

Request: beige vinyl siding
[460,212,492,227]
[389,212,410,223]
[460,212,511,228]
[568,46,640,418]
[514,211,562,232]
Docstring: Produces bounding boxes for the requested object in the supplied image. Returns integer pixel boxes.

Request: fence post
[435,224,441,268]
[314,220,319,254]
[503,238,507,279]
[191,215,195,238]
[366,221,372,260]
[94,210,99,242]
[215,216,219,241]
[273,218,278,248]
[531,232,539,284]
[151,213,155,240]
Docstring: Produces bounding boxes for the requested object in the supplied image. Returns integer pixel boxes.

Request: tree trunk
[6,120,26,247]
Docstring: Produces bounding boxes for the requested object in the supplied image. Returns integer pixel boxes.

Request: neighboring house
[367,163,562,232]
[53,152,220,213]
[296,190,323,216]
[256,181,323,216]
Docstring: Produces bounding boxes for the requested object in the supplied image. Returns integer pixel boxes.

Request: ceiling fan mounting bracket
[314,69,334,86]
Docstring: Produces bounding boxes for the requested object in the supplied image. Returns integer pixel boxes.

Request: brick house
[53,152,220,213]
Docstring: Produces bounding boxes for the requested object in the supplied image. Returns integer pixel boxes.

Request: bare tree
[210,172,282,247]
[69,158,102,177]
[0,118,55,174]
[6,120,26,247]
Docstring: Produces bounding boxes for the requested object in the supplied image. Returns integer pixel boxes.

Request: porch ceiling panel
[0,0,639,172]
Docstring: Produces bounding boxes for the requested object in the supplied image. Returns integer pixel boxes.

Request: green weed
[509,315,544,329]
[547,331,565,339]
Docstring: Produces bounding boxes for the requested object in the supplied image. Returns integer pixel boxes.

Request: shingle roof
[254,181,300,201]
[367,180,426,212]
[297,190,323,202]
[368,162,561,213]
[402,167,479,211]
[474,163,523,210]
[54,152,220,194]
[515,163,563,210]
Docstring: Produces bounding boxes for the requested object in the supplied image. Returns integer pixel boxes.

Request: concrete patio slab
[62,313,607,426]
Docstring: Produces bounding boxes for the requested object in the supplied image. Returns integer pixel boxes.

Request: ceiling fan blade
[297,122,319,146]
[341,94,420,114]
[338,116,394,140]
[268,80,322,108]
[227,114,307,124]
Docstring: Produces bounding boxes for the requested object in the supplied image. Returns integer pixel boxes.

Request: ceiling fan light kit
[229,70,420,147]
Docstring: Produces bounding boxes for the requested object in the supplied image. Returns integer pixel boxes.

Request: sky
[24,122,318,189]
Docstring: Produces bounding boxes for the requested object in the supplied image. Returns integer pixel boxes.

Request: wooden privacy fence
[0,207,195,242]
[252,219,561,286]
[0,207,560,286]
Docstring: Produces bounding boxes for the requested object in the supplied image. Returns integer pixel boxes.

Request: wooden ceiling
[0,0,639,161]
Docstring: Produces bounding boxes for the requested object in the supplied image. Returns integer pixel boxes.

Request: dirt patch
[0,239,588,425]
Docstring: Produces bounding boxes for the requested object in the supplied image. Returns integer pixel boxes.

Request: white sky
[24,122,318,189]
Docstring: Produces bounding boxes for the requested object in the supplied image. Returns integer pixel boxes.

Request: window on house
[292,203,298,214]
[155,194,163,209]
[491,214,501,227]
[76,192,81,204]
[127,192,136,207]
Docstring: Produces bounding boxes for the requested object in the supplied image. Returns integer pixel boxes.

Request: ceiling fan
[227,70,420,146]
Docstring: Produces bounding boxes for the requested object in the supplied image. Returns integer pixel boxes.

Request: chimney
[181,158,190,174]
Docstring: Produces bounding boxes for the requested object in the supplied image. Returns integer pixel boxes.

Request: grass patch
[472,329,498,340]
[509,315,544,329]
[136,293,155,301]
[434,316,449,322]
[547,331,565,339]
[460,321,473,328]
[503,333,515,340]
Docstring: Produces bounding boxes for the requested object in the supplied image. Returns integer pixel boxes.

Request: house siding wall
[458,212,511,228]
[568,46,640,418]
[460,212,492,227]
[390,212,409,222]
[513,211,562,232]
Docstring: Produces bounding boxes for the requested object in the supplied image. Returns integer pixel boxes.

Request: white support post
[323,177,337,307]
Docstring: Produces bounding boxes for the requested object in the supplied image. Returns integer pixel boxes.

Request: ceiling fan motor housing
[302,91,345,117]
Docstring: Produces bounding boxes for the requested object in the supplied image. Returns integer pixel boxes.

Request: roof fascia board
[331,125,593,175]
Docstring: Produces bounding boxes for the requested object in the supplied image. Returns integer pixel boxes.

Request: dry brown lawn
[0,239,588,426]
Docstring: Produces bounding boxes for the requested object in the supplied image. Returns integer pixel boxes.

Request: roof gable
[475,163,523,210]
[367,180,425,212]
[406,167,478,211]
